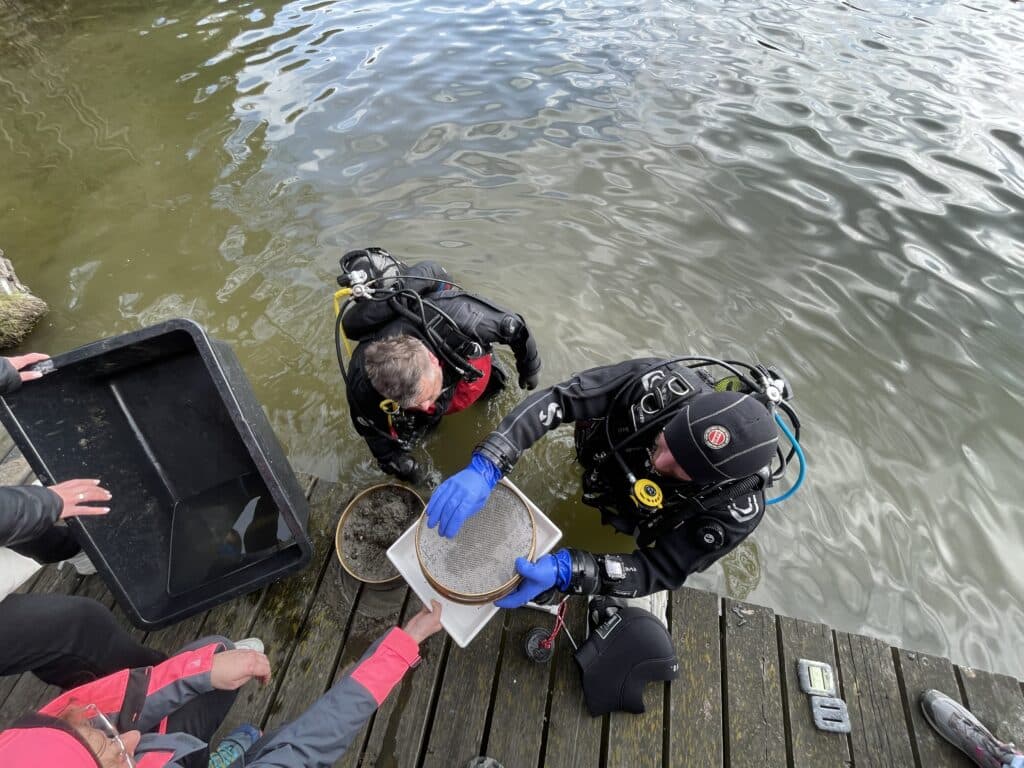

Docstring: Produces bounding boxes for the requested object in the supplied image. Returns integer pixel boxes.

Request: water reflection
[3,0,1024,676]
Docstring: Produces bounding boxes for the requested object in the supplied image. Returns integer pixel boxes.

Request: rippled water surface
[3,0,1024,674]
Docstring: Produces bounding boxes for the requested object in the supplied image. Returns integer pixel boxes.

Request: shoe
[919,689,1022,768]
[233,637,265,653]
[208,723,261,767]
[60,550,97,576]
[464,758,505,768]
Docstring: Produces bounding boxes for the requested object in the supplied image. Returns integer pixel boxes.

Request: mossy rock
[0,292,48,350]
[0,253,48,350]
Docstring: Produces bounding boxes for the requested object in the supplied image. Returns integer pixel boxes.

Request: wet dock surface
[1,437,1021,767]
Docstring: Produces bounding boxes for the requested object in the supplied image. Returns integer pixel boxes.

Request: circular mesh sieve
[416,482,536,603]
[336,484,423,585]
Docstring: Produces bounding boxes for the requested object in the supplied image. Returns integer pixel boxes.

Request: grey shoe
[919,689,1021,768]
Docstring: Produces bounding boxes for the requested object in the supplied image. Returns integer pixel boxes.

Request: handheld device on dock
[797,658,837,696]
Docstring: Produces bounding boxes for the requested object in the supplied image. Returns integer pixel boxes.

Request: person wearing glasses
[0,600,444,768]
[0,353,166,688]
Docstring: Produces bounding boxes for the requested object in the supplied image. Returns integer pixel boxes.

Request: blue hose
[766,412,805,505]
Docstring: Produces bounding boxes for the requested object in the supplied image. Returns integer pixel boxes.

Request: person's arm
[0,487,63,547]
[475,357,662,474]
[0,479,110,548]
[0,354,49,395]
[244,602,442,768]
[425,358,661,539]
[496,491,766,607]
[434,294,541,389]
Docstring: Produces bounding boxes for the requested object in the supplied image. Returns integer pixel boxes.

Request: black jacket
[476,358,767,597]
[0,359,63,549]
[344,262,541,469]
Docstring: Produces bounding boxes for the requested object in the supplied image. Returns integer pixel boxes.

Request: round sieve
[336,483,424,586]
[416,481,536,603]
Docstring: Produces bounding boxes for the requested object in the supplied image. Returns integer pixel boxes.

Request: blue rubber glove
[426,453,502,539]
[494,549,573,609]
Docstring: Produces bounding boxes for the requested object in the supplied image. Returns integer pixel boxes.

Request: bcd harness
[586,356,803,548]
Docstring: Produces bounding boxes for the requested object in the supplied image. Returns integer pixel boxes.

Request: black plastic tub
[0,319,312,629]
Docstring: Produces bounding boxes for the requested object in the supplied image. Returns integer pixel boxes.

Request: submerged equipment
[574,597,679,715]
[599,356,805,514]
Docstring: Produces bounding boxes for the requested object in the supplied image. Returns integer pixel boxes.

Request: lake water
[3,0,1024,676]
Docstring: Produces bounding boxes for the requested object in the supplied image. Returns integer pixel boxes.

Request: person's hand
[7,353,50,382]
[50,479,111,519]
[211,649,272,690]
[519,371,539,390]
[494,549,572,609]
[425,454,501,538]
[402,599,444,644]
[382,454,422,484]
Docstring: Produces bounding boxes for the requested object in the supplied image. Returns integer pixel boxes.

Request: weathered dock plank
[212,480,347,737]
[261,563,361,734]
[486,608,554,768]
[334,583,410,768]
[421,613,505,768]
[0,449,34,486]
[958,665,1024,748]
[777,616,850,767]
[893,649,966,767]
[835,631,914,768]
[723,598,786,768]
[541,599,602,768]
[670,587,723,767]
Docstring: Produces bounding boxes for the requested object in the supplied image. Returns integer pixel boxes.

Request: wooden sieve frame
[335,482,424,586]
[415,480,537,604]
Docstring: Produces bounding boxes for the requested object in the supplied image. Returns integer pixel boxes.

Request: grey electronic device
[797,658,836,696]
[810,695,851,733]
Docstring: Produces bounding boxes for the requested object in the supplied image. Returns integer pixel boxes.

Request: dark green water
[3,0,1024,675]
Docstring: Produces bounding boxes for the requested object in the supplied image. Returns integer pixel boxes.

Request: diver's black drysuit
[344,261,541,481]
[475,358,768,598]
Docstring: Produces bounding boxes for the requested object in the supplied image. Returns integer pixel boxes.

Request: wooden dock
[1,436,1022,767]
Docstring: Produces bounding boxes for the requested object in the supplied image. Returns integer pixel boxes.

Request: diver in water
[334,248,542,483]
[425,356,804,606]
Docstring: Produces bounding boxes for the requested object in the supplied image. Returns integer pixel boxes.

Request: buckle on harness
[380,399,400,415]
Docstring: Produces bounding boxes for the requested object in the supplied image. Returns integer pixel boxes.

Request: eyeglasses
[82,704,135,767]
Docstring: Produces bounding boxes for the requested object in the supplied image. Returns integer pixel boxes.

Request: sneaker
[464,759,505,768]
[919,689,1022,767]
[233,637,265,653]
[59,550,97,576]
[208,723,261,768]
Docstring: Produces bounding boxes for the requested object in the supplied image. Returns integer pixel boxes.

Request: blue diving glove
[494,549,573,609]
[426,453,502,539]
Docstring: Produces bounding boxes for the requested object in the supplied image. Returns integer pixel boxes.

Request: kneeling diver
[425,356,805,606]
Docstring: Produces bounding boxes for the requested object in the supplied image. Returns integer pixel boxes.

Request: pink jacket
[0,628,420,767]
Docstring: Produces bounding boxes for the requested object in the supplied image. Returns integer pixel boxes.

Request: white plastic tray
[387,477,562,648]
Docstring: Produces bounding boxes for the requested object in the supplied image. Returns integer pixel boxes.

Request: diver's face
[649,431,692,481]
[410,352,444,411]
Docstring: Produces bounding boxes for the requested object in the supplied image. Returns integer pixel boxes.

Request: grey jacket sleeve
[0,487,63,548]
[0,359,22,395]
[245,627,420,768]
